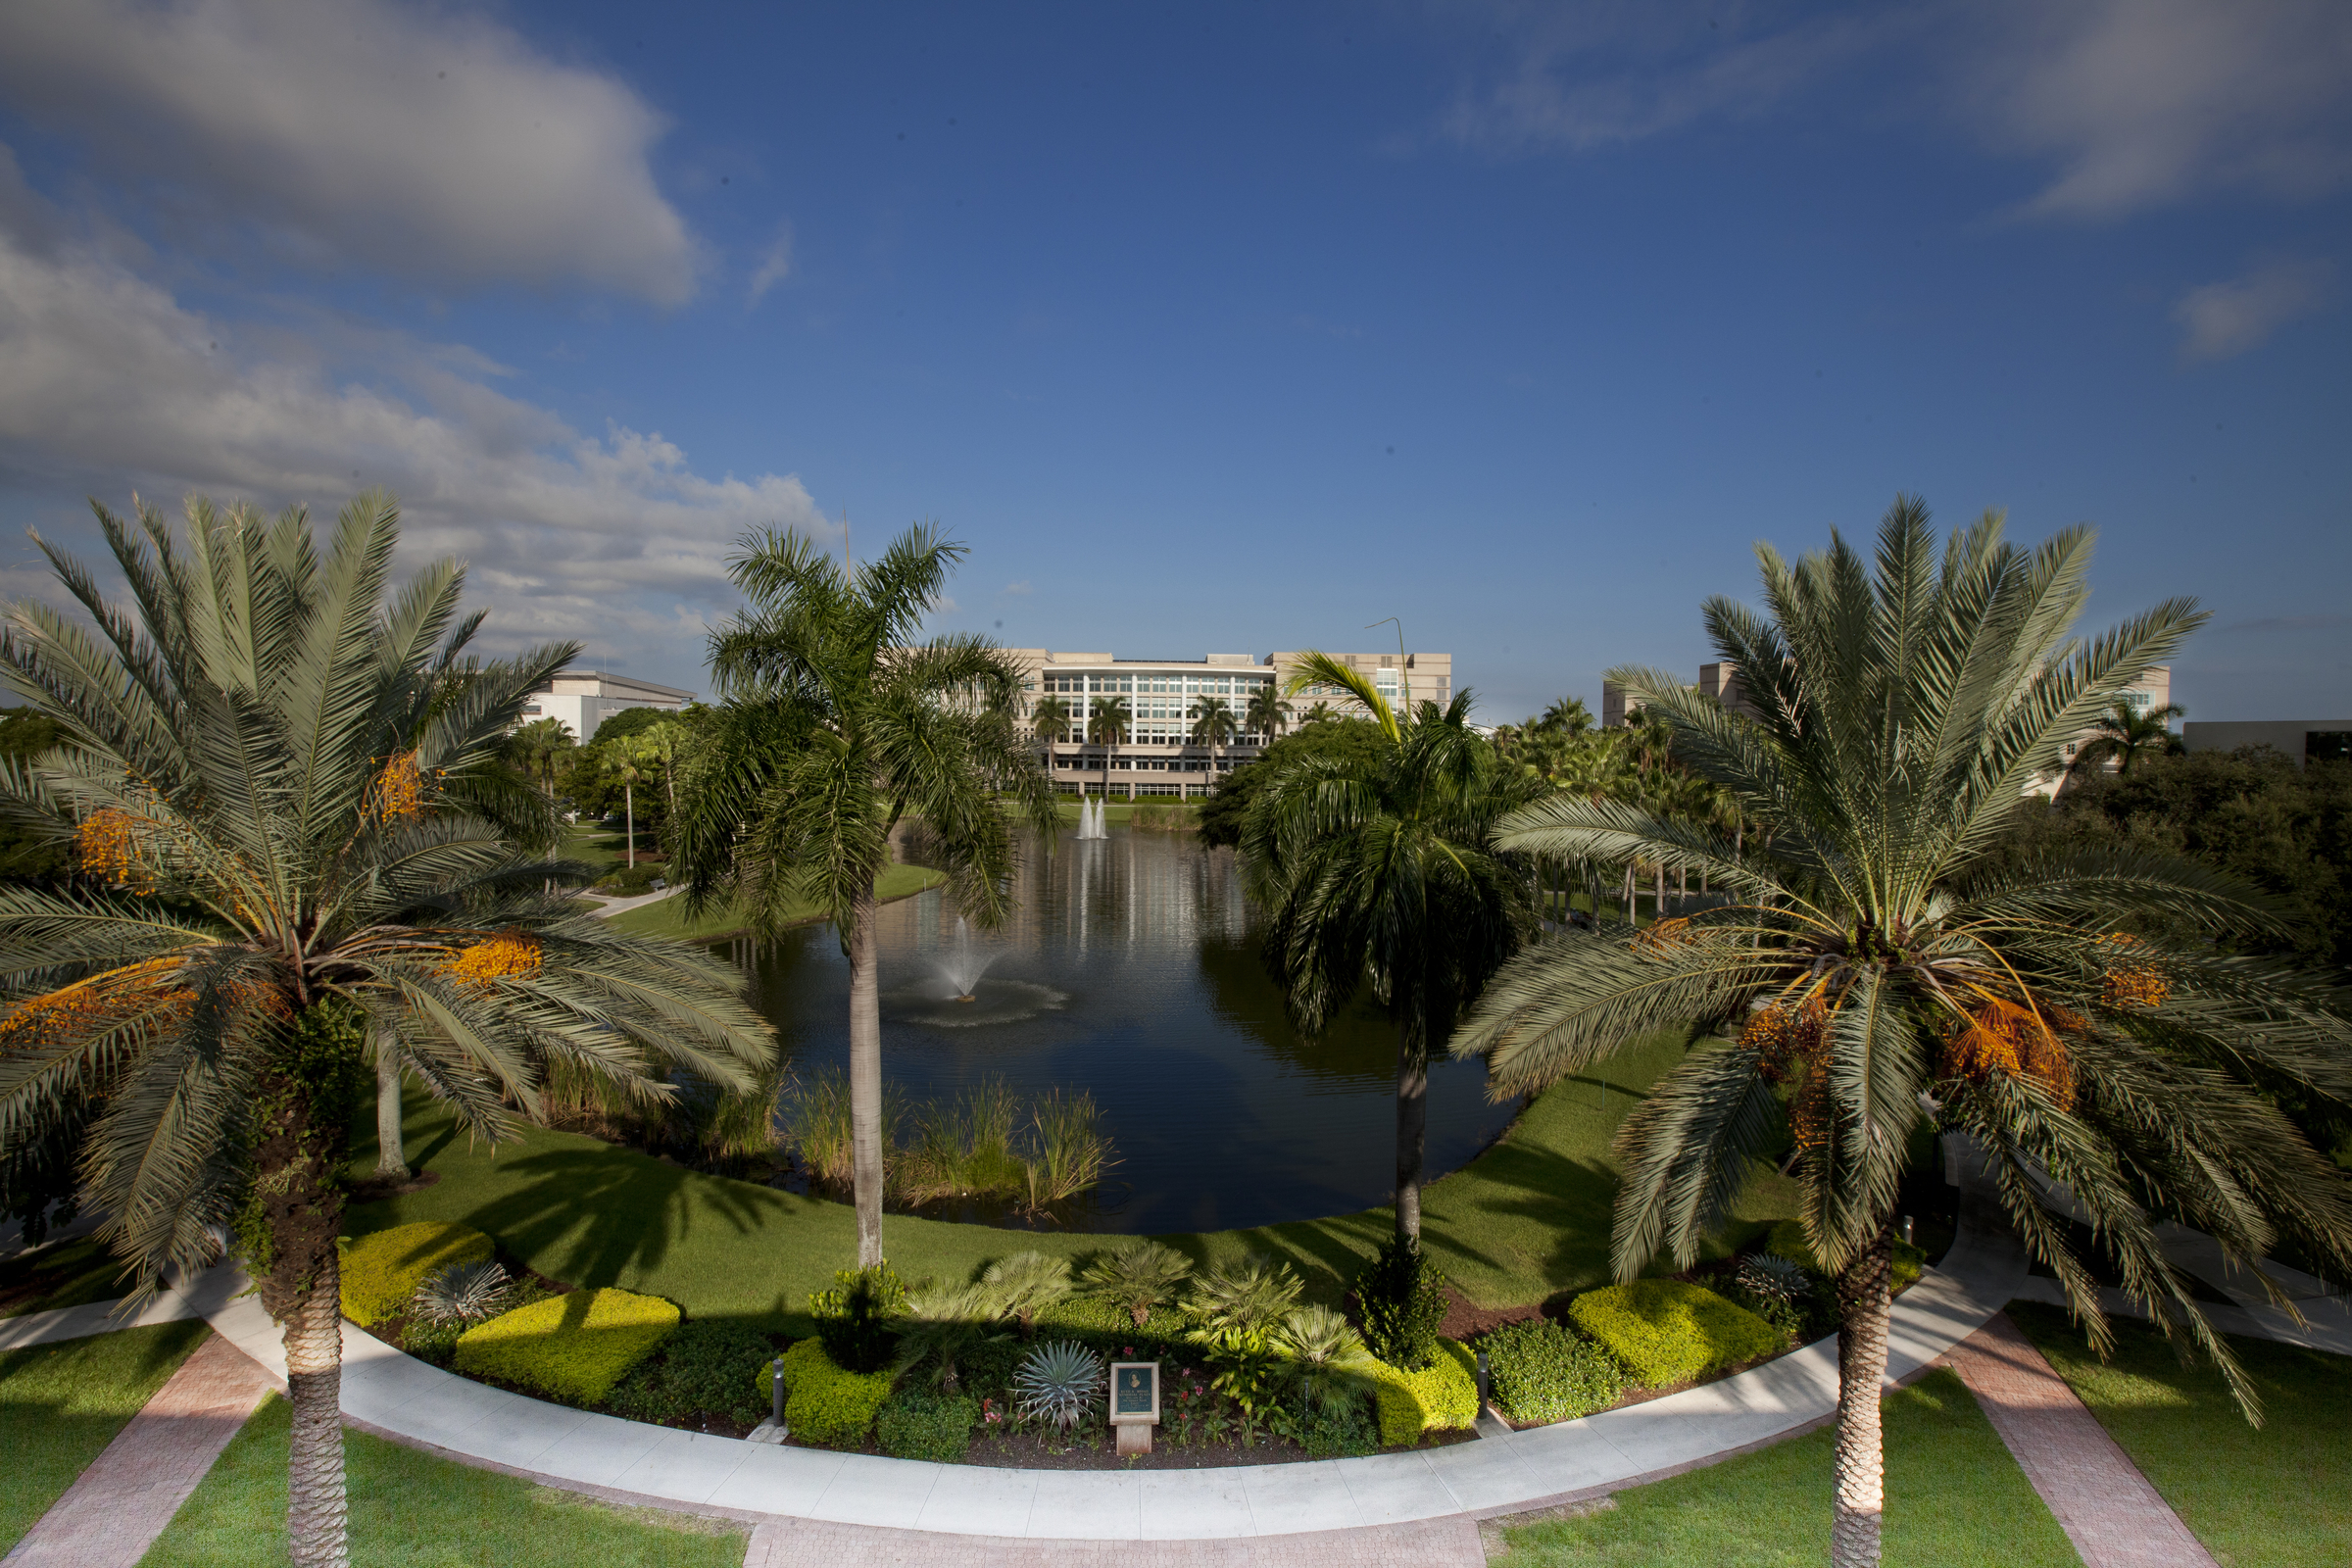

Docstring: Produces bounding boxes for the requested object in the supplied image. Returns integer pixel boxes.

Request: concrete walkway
[2,1332,278,1568]
[0,1284,208,1354]
[176,1189,2030,1544]
[1941,1313,2218,1568]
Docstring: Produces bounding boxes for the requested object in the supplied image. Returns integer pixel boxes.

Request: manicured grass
[141,1395,746,1568]
[602,860,948,942]
[349,1029,1795,1332]
[1053,797,1202,822]
[0,1320,211,1552]
[2011,1301,2352,1568]
[1491,1368,2076,1567]
[0,1235,133,1318]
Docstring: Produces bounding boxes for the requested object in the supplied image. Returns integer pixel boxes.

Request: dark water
[734,828,1522,1234]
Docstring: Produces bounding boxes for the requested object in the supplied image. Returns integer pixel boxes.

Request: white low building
[519,670,695,741]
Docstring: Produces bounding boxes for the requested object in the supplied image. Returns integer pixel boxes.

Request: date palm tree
[1241,654,1544,1242]
[1191,694,1237,787]
[671,524,1057,1266]
[2062,695,2186,790]
[0,493,774,1568]
[1452,498,2352,1567]
[1089,693,1132,804]
[1245,685,1290,748]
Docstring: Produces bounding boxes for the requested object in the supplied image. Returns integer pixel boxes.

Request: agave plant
[890,1282,1008,1396]
[1735,1252,1812,1306]
[1078,1238,1193,1327]
[1012,1340,1102,1431]
[411,1261,514,1326]
[982,1250,1073,1336]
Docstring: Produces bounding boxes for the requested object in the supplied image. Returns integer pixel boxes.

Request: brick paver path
[3,1331,277,1568]
[1940,1312,2217,1568]
[740,1517,1486,1568]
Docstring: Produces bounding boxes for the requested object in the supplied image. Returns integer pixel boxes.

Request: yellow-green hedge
[454,1288,679,1404]
[1364,1338,1479,1447]
[338,1222,493,1327]
[1568,1280,1780,1388]
[757,1338,893,1447]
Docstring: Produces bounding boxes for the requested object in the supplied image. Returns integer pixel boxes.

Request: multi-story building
[519,669,695,741]
[1000,648,1453,798]
[2184,718,2352,766]
[1601,662,1752,728]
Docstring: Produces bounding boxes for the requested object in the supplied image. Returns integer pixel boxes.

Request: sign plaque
[1108,1361,1159,1455]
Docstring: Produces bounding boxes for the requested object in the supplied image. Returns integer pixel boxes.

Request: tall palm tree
[0,494,774,1568]
[1452,498,2352,1567]
[1537,696,1593,736]
[1031,694,1073,779]
[1241,654,1544,1242]
[1245,685,1290,748]
[1299,701,1334,726]
[608,739,649,869]
[509,716,574,790]
[672,525,1056,1267]
[1089,693,1132,804]
[636,719,688,821]
[1191,694,1238,789]
[2063,695,2186,790]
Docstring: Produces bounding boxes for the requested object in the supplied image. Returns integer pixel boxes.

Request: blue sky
[1,1,2346,722]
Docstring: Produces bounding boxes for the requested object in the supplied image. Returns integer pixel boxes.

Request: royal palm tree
[0,494,774,1568]
[1241,654,1544,1242]
[637,719,688,821]
[1191,694,1238,787]
[1245,685,1290,748]
[1089,693,1132,804]
[2062,695,2186,790]
[509,715,574,790]
[672,525,1056,1266]
[1031,694,1073,777]
[1452,498,2352,1567]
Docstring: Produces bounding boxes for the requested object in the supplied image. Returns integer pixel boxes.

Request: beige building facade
[1002,648,1453,798]
[520,669,695,740]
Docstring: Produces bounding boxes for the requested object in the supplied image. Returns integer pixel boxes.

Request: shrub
[1363,1337,1478,1446]
[760,1337,893,1446]
[877,1388,979,1461]
[1480,1318,1624,1425]
[981,1250,1073,1335]
[454,1288,680,1404]
[1078,1238,1193,1327]
[607,1320,774,1427]
[810,1262,906,1373]
[338,1222,492,1327]
[1354,1234,1447,1372]
[1567,1281,1781,1388]
[410,1261,513,1326]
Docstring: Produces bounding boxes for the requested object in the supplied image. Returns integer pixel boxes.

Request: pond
[735,825,1523,1234]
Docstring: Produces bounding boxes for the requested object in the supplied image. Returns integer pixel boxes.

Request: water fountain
[938,916,995,1003]
[1075,797,1108,839]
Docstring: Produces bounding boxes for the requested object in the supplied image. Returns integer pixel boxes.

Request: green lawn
[0,1320,211,1552]
[348,1029,1794,1332]
[0,1235,134,1318]
[1491,1368,2077,1567]
[2010,1302,2352,1568]
[1053,797,1202,823]
[141,1396,746,1568]
[603,860,946,943]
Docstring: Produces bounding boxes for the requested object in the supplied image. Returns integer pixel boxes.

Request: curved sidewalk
[182,1196,2026,1543]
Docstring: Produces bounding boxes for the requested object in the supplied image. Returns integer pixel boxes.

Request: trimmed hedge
[1481,1318,1624,1425]
[878,1388,979,1461]
[1567,1280,1780,1388]
[1764,1221,1928,1293]
[760,1337,894,1447]
[454,1288,679,1404]
[1364,1337,1479,1447]
[607,1319,775,1426]
[338,1222,492,1327]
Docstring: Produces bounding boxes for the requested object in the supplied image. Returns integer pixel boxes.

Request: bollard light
[1475,1349,1491,1411]
[771,1355,787,1433]
[1902,1215,1915,1246]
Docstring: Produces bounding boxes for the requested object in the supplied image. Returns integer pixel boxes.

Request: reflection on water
[735,827,1523,1234]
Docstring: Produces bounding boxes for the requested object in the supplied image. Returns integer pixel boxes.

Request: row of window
[1054,755,1236,772]
[1040,672,1277,696]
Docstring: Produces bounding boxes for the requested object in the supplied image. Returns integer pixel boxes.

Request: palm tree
[1089,693,1132,804]
[672,524,1057,1267]
[0,493,774,1568]
[1241,654,1544,1242]
[637,719,688,821]
[1191,694,1238,788]
[1245,685,1290,748]
[1537,696,1593,736]
[1299,701,1334,726]
[2062,695,2186,790]
[1451,498,2352,1567]
[608,738,649,869]
[509,716,574,790]
[1031,695,1073,779]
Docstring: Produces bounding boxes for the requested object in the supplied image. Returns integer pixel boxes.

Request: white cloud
[0,220,823,650]
[748,226,794,304]
[1441,7,1897,154]
[1002,580,1033,596]
[2171,257,2332,362]
[1975,0,2352,220]
[0,0,697,302]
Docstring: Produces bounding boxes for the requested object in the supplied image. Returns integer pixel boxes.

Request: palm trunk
[624,782,636,869]
[1655,861,1666,921]
[284,1250,349,1568]
[1832,1226,1894,1568]
[1395,1019,1428,1243]
[848,884,886,1268]
[371,1041,405,1180]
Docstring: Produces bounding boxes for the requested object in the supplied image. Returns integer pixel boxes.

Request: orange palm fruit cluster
[1633,915,1696,956]
[1743,996,1832,1150]
[1941,996,2078,1108]
[366,751,427,824]
[2097,933,2169,1009]
[74,807,152,889]
[443,929,543,985]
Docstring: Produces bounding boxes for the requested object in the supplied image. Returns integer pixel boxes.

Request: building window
[2309,732,2352,763]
